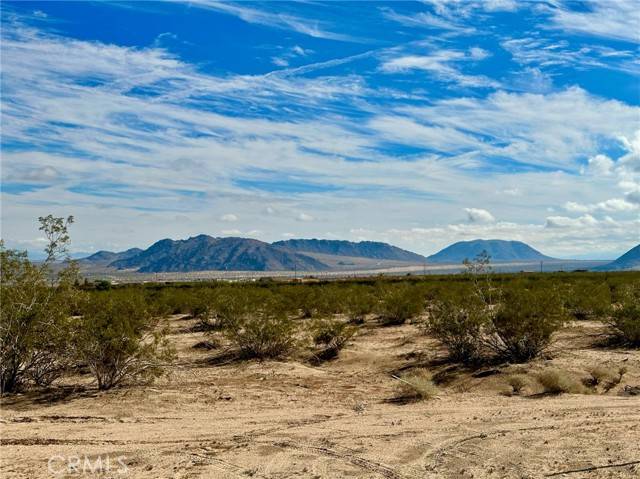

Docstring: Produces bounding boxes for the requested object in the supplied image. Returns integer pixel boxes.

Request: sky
[1,0,639,260]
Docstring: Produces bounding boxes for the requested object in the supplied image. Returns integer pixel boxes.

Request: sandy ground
[1,315,639,479]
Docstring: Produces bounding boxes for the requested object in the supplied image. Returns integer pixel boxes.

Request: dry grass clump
[394,369,439,401]
[536,369,585,395]
[583,365,627,392]
[504,374,528,396]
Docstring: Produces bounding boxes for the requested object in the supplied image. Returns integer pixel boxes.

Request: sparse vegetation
[376,283,423,325]
[485,283,567,363]
[0,216,80,393]
[564,281,611,321]
[424,295,487,364]
[74,291,174,390]
[221,294,298,359]
[536,369,585,395]
[505,374,528,395]
[606,283,640,346]
[310,318,356,360]
[394,369,439,400]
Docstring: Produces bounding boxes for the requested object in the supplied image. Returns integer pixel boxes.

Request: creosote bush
[310,318,356,360]
[221,295,298,359]
[564,281,611,321]
[75,291,174,390]
[376,283,424,325]
[606,283,640,346]
[424,295,487,364]
[0,216,80,394]
[342,286,376,324]
[486,284,567,363]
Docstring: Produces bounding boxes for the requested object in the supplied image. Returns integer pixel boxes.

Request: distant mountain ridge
[81,235,429,272]
[427,239,553,263]
[83,248,143,263]
[81,236,561,272]
[593,244,640,271]
[109,235,327,272]
[273,239,426,263]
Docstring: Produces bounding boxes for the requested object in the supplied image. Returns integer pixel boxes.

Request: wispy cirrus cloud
[379,48,499,88]
[185,1,362,42]
[541,0,640,43]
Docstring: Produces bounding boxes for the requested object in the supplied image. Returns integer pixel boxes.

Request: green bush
[0,216,80,394]
[221,294,297,359]
[310,318,356,360]
[607,284,640,346]
[486,284,567,362]
[424,296,487,364]
[564,281,611,320]
[75,291,174,390]
[342,285,376,323]
[376,283,424,325]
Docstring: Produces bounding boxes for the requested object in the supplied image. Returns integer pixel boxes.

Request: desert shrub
[278,285,332,319]
[394,369,439,400]
[376,283,424,325]
[310,319,356,360]
[505,375,528,395]
[536,369,584,394]
[564,281,611,320]
[603,367,627,392]
[0,216,80,394]
[424,296,487,364]
[606,284,640,346]
[75,291,174,390]
[485,284,567,363]
[342,285,376,323]
[583,365,615,388]
[221,295,297,359]
[210,286,272,328]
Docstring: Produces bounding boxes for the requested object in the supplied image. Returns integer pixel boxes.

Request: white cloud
[380,49,499,88]
[220,213,238,222]
[465,208,495,223]
[187,1,359,42]
[397,88,639,170]
[469,47,489,60]
[543,0,640,43]
[585,154,614,176]
[545,214,598,229]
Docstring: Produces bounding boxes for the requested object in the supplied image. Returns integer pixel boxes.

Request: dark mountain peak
[594,244,640,271]
[272,238,426,262]
[427,239,553,263]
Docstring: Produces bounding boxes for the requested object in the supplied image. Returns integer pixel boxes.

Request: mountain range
[100,236,327,272]
[82,236,638,273]
[593,244,640,271]
[426,239,553,264]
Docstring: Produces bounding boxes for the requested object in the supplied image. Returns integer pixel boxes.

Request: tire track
[270,439,418,479]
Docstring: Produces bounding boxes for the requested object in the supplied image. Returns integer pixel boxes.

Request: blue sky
[1,0,639,259]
